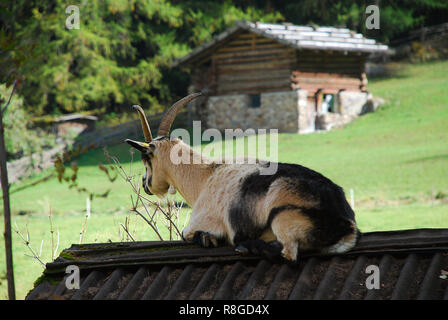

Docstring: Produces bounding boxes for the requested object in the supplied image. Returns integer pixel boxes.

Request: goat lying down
[126,93,360,262]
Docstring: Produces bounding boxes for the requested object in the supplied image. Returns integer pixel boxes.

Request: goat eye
[142,149,154,159]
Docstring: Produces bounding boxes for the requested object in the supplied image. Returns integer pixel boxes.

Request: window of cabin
[249,94,261,108]
[321,93,336,113]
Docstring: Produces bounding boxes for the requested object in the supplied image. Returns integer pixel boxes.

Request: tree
[1,0,446,118]
[0,0,282,116]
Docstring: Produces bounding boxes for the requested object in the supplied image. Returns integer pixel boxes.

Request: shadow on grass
[368,62,412,82]
[404,153,448,164]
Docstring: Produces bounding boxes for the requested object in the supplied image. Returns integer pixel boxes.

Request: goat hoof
[193,231,218,248]
[235,245,250,255]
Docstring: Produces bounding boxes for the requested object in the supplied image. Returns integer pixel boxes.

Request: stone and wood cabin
[173,21,388,133]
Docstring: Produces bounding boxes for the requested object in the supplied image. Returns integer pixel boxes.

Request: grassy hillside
[2,61,448,299]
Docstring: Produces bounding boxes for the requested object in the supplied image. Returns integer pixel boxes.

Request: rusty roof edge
[356,228,448,247]
[44,253,261,275]
[42,228,448,275]
[65,240,195,253]
[63,228,448,253]
[46,245,448,275]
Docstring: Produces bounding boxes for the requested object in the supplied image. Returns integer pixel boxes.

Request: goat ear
[125,139,149,152]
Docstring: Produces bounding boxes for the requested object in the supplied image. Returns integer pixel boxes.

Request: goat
[125,93,360,262]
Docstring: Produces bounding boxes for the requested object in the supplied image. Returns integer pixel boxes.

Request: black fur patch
[229,199,265,244]
[267,204,302,227]
[141,154,153,194]
[229,163,356,248]
[142,176,152,195]
[141,153,151,162]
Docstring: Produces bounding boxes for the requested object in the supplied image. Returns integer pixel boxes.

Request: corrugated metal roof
[173,20,388,68]
[26,229,448,300]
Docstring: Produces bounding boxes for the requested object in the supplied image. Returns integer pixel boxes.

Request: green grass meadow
[1,61,448,299]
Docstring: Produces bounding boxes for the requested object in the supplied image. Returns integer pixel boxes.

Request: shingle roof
[26,228,448,300]
[173,20,388,68]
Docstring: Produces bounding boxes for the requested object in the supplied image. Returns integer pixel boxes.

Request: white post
[86,197,91,218]
[350,188,355,210]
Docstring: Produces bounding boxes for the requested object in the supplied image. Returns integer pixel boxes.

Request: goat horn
[158,92,202,137]
[132,105,153,142]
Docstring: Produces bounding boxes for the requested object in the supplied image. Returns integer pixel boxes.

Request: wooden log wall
[291,50,368,94]
[189,31,370,99]
[211,31,296,95]
[190,62,216,126]
[191,61,215,93]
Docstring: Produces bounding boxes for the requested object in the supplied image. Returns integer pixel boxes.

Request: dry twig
[13,222,45,268]
[104,148,186,241]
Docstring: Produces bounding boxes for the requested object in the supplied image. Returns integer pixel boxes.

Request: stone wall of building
[317,91,381,130]
[298,91,315,134]
[206,90,310,133]
[205,90,382,134]
[338,91,372,116]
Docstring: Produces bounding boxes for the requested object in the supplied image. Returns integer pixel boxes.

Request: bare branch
[120,219,136,242]
[79,197,91,244]
[104,148,186,241]
[47,206,56,261]
[13,223,46,268]
[1,80,18,114]
[55,231,60,258]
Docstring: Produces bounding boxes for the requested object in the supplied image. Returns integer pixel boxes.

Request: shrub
[1,85,56,160]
